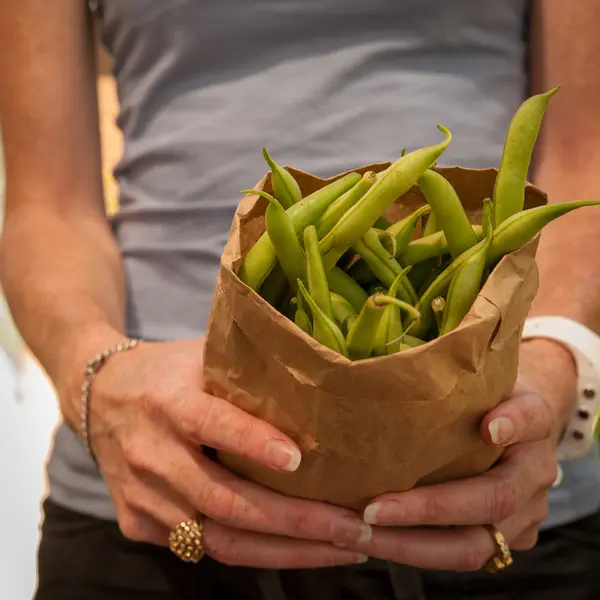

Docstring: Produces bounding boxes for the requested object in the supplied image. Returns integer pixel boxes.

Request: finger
[481,389,556,447]
[510,525,540,551]
[363,459,525,527]
[352,525,499,572]
[350,511,531,573]
[114,481,367,569]
[164,390,303,473]
[203,521,367,569]
[147,444,373,546]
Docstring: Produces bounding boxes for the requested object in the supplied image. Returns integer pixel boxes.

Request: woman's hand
[83,337,372,569]
[337,339,577,572]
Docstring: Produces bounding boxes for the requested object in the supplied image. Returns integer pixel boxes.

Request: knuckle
[118,514,147,542]
[419,494,440,523]
[458,545,489,572]
[284,507,313,538]
[532,500,550,526]
[489,484,519,523]
[539,461,559,488]
[121,438,153,472]
[201,484,237,524]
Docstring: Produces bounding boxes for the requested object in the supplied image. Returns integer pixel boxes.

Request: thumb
[481,388,556,447]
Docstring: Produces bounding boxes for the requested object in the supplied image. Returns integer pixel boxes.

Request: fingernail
[489,417,515,446]
[266,440,302,472]
[356,554,369,564]
[363,501,404,526]
[332,519,372,544]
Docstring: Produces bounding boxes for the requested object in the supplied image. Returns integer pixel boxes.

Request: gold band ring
[483,525,513,573]
[169,518,205,563]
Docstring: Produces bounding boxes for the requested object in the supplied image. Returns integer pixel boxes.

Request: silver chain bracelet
[81,339,139,464]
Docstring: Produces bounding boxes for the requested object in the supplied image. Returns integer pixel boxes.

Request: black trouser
[34,498,600,600]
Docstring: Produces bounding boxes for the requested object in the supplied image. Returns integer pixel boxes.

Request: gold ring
[169,518,205,563]
[483,525,513,573]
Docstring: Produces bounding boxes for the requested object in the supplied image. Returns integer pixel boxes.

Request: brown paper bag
[203,165,547,511]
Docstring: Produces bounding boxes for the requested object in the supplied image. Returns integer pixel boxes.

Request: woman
[1,1,600,599]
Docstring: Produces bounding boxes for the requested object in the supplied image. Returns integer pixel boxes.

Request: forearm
[529,0,600,333]
[0,208,127,427]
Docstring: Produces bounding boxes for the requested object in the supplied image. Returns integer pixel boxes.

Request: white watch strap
[522,316,600,462]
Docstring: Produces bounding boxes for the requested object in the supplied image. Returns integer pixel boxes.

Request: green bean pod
[399,225,483,266]
[294,289,312,336]
[238,172,361,290]
[403,334,427,348]
[352,234,415,305]
[348,292,421,360]
[373,228,397,257]
[418,169,479,258]
[330,292,358,335]
[251,191,306,291]
[315,171,378,238]
[319,127,452,263]
[385,205,431,256]
[304,225,333,318]
[422,212,439,237]
[440,200,493,334]
[493,86,560,227]
[374,268,411,356]
[326,267,369,313]
[297,280,349,357]
[410,235,489,338]
[432,297,446,333]
[262,148,302,209]
[374,216,392,230]
[488,200,600,265]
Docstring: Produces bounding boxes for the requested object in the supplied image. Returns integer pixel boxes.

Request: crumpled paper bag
[203,164,547,510]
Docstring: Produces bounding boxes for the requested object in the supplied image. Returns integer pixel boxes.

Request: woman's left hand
[340,339,578,572]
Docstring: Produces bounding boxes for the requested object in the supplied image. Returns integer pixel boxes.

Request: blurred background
[0,30,122,600]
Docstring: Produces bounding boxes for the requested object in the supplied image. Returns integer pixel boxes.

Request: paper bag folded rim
[203,164,547,510]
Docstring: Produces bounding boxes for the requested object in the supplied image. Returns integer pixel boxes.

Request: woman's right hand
[75,336,371,569]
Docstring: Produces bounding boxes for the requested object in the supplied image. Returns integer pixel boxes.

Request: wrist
[519,338,578,444]
[56,322,129,431]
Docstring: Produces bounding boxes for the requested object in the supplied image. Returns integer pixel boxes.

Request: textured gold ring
[483,525,513,573]
[169,518,205,563]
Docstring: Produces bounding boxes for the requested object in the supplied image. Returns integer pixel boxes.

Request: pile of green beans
[238,88,600,360]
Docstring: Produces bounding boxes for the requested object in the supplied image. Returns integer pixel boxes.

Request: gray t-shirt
[48,0,600,528]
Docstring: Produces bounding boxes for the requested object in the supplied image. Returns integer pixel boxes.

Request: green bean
[493,87,559,227]
[239,172,361,290]
[297,280,349,357]
[410,235,489,338]
[294,289,312,336]
[432,297,445,332]
[304,225,333,318]
[422,212,439,237]
[319,127,452,264]
[374,268,411,356]
[352,232,415,305]
[373,228,397,257]
[326,267,369,313]
[315,171,378,238]
[347,293,420,360]
[385,205,431,256]
[330,292,358,335]
[418,169,478,258]
[262,148,302,209]
[248,191,306,291]
[403,334,427,348]
[399,225,483,265]
[488,200,600,265]
[440,199,493,334]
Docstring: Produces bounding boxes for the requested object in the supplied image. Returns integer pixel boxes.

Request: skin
[0,0,598,574]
